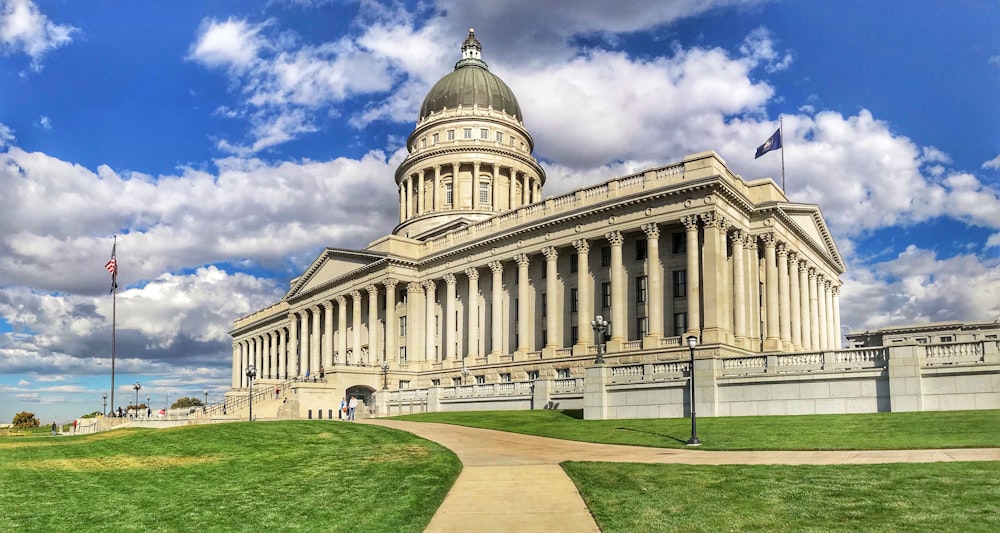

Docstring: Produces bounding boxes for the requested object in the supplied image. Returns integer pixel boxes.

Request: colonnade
[231,210,843,389]
[398,161,541,222]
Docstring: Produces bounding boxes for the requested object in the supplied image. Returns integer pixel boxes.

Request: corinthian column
[788,252,802,351]
[299,309,310,376]
[681,215,700,338]
[288,312,299,377]
[808,269,820,349]
[407,282,424,362]
[367,284,379,365]
[606,230,625,342]
[323,301,334,369]
[443,274,456,359]
[383,278,398,362]
[278,327,287,379]
[730,230,747,344]
[817,276,828,351]
[424,280,437,361]
[542,246,559,348]
[777,244,792,349]
[799,261,812,351]
[514,253,531,351]
[465,268,480,357]
[573,239,592,348]
[310,305,321,373]
[642,223,663,338]
[832,285,842,350]
[488,261,503,356]
[762,233,781,351]
[336,295,347,365]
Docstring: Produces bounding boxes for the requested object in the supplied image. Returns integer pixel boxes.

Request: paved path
[362,419,1000,532]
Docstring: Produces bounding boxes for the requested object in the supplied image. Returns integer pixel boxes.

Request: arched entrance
[346,385,376,418]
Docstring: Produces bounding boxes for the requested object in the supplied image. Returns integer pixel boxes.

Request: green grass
[395,409,1000,450]
[0,421,461,532]
[563,461,1000,532]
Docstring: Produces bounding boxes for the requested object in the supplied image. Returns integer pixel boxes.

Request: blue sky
[1,0,999,424]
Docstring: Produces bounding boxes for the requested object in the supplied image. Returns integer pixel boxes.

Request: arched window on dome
[444,183,453,207]
[479,181,491,207]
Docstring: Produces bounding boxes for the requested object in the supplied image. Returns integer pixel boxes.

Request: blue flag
[755,128,782,159]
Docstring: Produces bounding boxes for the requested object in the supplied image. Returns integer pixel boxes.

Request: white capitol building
[226,30,998,420]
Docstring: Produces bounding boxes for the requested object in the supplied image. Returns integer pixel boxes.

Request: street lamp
[102,393,108,417]
[461,365,470,385]
[686,335,701,446]
[591,315,610,364]
[146,396,150,417]
[245,365,257,422]
[133,382,141,417]
[204,390,209,412]
[381,362,389,390]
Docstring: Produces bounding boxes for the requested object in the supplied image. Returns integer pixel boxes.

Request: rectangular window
[570,253,578,273]
[431,379,440,386]
[496,131,503,143]
[602,282,612,308]
[399,346,407,362]
[673,270,687,298]
[479,183,490,204]
[571,326,578,344]
[636,276,648,304]
[463,128,472,139]
[500,373,511,383]
[510,136,515,146]
[672,232,686,254]
[570,288,578,312]
[475,375,486,385]
[447,129,455,141]
[528,370,539,380]
[916,337,928,344]
[557,368,571,379]
[452,377,462,386]
[445,184,453,206]
[420,138,426,148]
[674,312,687,337]
[601,246,611,267]
[637,317,648,339]
[398,380,410,389]
[432,132,439,144]
[940,336,954,342]
[480,128,488,139]
[986,335,998,340]
[399,316,407,337]
[635,239,647,261]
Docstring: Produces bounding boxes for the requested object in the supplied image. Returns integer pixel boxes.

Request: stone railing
[609,361,690,384]
[721,347,888,377]
[439,381,533,399]
[923,341,985,366]
[553,378,585,393]
[385,389,429,403]
[659,336,682,348]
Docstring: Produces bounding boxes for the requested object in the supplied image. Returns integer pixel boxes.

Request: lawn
[0,420,461,532]
[394,409,1000,450]
[563,461,1000,532]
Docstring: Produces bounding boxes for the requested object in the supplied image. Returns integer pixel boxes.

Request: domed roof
[418,29,523,122]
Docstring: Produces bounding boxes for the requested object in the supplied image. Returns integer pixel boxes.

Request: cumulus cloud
[0,122,13,147]
[982,154,1000,170]
[0,0,77,72]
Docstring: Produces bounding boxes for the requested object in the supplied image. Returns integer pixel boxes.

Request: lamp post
[245,365,256,422]
[591,315,610,364]
[133,382,141,417]
[686,335,701,446]
[381,362,389,390]
[128,400,133,418]
[102,393,108,417]
[461,365,470,385]
[204,390,209,412]
[146,396,150,417]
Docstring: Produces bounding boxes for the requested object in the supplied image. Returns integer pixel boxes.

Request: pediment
[783,206,845,273]
[285,248,386,299]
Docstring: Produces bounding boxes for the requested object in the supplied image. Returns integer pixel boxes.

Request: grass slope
[395,409,1000,450]
[0,421,461,532]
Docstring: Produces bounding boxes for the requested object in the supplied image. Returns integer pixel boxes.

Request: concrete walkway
[362,419,1000,532]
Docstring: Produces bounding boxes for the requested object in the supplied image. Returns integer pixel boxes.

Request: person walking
[339,396,347,420]
[348,396,358,421]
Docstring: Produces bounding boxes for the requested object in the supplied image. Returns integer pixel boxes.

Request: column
[433,165,441,211]
[491,165,499,210]
[799,261,812,351]
[777,244,792,349]
[351,291,363,364]
[310,305,321,374]
[407,282,424,361]
[268,332,276,378]
[788,252,802,351]
[642,223,663,338]
[762,233,781,351]
[232,343,240,389]
[824,280,835,350]
[730,230,747,344]
[699,212,731,345]
[299,310,310,376]
[488,261,504,356]
[541,247,559,348]
[808,269,820,350]
[398,184,405,222]
[573,239,593,347]
[424,280,437,361]
[417,169,425,215]
[384,279,398,363]
[404,177,412,218]
[681,215,700,338]
[367,284,379,364]
[817,276,828,351]
[288,312,299,377]
[451,162,460,209]
[508,169,518,210]
[514,253,531,351]
[443,274,456,359]
[278,327,287,380]
[832,285,842,350]
[606,230,625,341]
[465,268,480,358]
[253,336,261,378]
[336,295,348,365]
[472,161,481,210]
[323,301,334,369]
[522,175,530,205]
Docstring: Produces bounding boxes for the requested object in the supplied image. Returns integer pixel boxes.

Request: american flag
[105,241,118,292]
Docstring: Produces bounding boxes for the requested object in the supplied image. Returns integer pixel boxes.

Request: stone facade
[227,29,850,418]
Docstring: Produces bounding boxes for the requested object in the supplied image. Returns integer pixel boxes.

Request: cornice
[395,145,545,184]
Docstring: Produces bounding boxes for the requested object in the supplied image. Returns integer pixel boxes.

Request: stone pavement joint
[361,419,1000,532]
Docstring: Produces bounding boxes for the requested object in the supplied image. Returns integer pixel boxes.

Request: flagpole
[780,116,786,192]
[110,235,117,415]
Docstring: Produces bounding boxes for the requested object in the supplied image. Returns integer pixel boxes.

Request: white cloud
[0,122,13,147]
[739,26,793,72]
[986,233,1000,249]
[982,154,1000,170]
[186,17,268,71]
[0,0,77,72]
[38,115,50,129]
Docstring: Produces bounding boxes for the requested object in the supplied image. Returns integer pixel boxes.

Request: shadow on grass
[560,409,584,420]
[616,426,689,445]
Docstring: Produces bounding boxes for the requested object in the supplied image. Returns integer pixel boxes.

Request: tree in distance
[170,397,204,409]
[12,412,40,428]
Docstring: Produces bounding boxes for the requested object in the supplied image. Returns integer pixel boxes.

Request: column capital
[776,243,788,257]
[681,214,699,230]
[322,301,333,310]
[365,283,379,296]
[605,230,624,246]
[465,266,480,280]
[487,260,503,274]
[760,232,777,247]
[336,294,347,305]
[513,253,530,267]
[383,277,398,291]
[700,211,726,229]
[422,279,436,291]
[798,259,810,272]
[832,285,840,296]
[824,279,833,289]
[443,273,456,285]
[572,238,590,253]
[541,246,558,261]
[350,290,362,301]
[641,222,660,239]
[787,251,799,263]
[729,228,745,245]
[808,267,817,280]
[406,281,423,294]
[744,234,758,250]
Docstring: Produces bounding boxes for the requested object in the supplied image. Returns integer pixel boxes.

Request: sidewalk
[363,419,1000,532]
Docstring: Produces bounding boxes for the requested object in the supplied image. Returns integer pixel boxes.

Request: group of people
[339,396,359,420]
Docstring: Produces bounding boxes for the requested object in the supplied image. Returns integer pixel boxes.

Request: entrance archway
[346,385,377,417]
